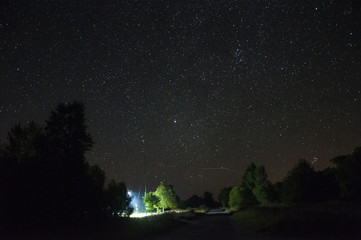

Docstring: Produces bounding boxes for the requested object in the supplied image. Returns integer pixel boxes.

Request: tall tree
[154,181,177,212]
[252,166,275,205]
[45,102,93,168]
[241,163,257,189]
[44,102,96,220]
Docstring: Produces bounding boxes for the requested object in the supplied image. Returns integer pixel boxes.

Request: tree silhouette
[84,164,107,218]
[331,147,361,201]
[252,166,275,204]
[218,186,232,208]
[314,168,340,201]
[241,163,257,189]
[105,180,133,217]
[281,159,343,203]
[187,194,204,208]
[43,102,97,221]
[203,191,215,208]
[45,102,93,168]
[239,163,270,206]
[0,122,47,225]
[6,121,44,162]
[281,159,316,203]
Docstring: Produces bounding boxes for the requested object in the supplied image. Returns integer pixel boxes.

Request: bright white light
[130,212,160,218]
[128,191,132,196]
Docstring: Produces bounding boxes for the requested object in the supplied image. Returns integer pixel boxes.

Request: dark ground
[140,211,292,240]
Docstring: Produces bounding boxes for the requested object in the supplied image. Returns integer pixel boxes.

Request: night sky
[1,1,360,199]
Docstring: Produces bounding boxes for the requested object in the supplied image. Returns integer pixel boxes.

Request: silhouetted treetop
[45,102,93,159]
[6,121,44,162]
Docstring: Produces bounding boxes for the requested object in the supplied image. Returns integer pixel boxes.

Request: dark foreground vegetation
[1,211,196,240]
[0,102,135,239]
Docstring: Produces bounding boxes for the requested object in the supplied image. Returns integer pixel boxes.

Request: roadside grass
[193,205,210,214]
[232,202,361,239]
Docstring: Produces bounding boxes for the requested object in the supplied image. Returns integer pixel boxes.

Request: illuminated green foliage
[143,192,160,211]
[155,181,177,212]
[229,186,242,210]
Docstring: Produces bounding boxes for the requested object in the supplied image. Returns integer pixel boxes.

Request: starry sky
[1,0,360,199]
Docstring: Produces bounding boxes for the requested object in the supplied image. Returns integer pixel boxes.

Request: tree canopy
[143,192,161,211]
[239,163,272,206]
[154,181,177,212]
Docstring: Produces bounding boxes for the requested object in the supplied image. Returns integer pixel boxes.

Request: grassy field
[232,202,361,239]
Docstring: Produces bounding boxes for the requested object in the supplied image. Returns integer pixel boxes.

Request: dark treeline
[0,102,132,230]
[180,191,218,209]
[220,148,361,210]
